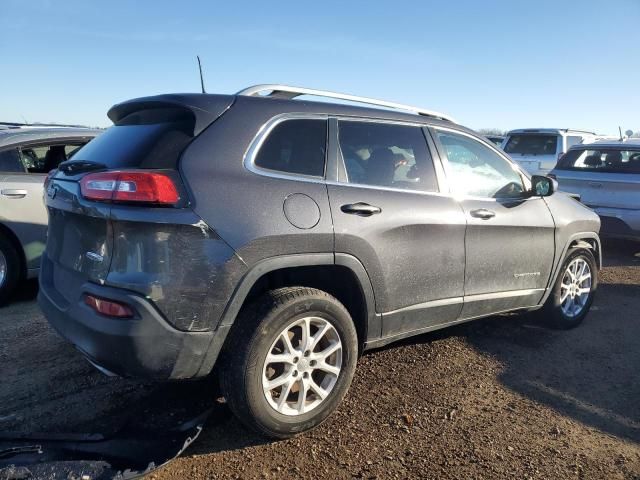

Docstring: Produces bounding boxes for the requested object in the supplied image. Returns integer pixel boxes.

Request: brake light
[44,169,57,190]
[80,171,179,205]
[84,294,134,318]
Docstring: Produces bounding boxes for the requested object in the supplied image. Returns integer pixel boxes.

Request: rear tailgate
[41,94,235,310]
[42,175,113,306]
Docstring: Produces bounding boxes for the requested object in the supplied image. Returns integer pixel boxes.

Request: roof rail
[236,84,457,123]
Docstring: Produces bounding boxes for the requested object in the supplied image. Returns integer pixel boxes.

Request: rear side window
[254,119,327,177]
[0,149,25,173]
[504,134,558,155]
[337,121,438,192]
[557,148,640,173]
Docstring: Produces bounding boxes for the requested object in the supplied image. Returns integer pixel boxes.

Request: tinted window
[338,121,438,192]
[0,149,24,173]
[436,130,524,198]
[504,134,558,155]
[557,148,640,174]
[254,119,327,177]
[73,123,189,169]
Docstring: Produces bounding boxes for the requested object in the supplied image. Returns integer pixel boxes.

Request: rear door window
[337,120,438,192]
[254,119,327,177]
[504,134,559,155]
[556,149,640,173]
[0,148,25,173]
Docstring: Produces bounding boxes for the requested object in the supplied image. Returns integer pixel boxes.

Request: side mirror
[531,175,556,197]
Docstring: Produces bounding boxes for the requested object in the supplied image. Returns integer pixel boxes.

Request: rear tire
[539,247,597,329]
[0,234,21,306]
[220,287,358,439]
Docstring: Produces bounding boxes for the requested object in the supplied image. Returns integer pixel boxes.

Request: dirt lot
[1,241,639,479]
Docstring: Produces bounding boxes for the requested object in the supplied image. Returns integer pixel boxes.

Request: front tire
[0,235,21,306]
[220,287,358,439]
[540,247,598,329]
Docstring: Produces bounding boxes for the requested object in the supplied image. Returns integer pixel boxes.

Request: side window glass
[254,119,327,177]
[20,144,74,173]
[0,149,25,173]
[337,121,438,192]
[436,130,524,198]
[566,135,583,149]
[557,149,640,174]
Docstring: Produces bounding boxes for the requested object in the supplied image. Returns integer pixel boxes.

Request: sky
[1,0,639,134]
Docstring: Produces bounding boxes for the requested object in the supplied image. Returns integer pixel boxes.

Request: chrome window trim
[243,113,329,184]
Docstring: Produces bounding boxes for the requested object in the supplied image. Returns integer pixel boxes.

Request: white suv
[502,128,600,175]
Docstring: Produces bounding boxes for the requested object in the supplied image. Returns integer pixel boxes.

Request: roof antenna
[619,126,623,141]
[197,56,206,94]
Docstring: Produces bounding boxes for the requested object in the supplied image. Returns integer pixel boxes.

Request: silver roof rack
[236,84,457,123]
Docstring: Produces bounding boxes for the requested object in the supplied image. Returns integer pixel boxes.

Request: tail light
[84,294,134,318]
[80,171,179,205]
[44,169,57,190]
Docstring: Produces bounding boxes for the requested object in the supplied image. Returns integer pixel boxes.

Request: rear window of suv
[504,134,558,155]
[556,148,640,173]
[68,108,195,169]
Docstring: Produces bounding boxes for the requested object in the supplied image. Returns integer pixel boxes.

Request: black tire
[0,234,21,306]
[220,287,358,439]
[539,247,598,329]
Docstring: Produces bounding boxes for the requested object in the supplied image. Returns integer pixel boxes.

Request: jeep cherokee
[39,85,601,438]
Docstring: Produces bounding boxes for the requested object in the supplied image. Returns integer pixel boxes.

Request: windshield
[504,134,558,155]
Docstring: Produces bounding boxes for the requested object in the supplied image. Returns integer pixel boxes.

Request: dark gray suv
[39,85,601,438]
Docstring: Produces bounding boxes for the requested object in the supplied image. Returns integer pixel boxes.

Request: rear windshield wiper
[58,160,107,174]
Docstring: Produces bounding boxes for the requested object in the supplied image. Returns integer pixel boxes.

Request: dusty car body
[39,85,601,438]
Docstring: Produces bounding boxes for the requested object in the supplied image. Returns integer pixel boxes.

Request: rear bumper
[38,258,229,380]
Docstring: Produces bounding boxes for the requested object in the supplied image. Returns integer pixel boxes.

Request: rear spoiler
[107,94,235,136]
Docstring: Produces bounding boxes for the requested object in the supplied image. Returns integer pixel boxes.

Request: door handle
[340,202,382,216]
[1,189,28,198]
[470,208,495,220]
[588,182,603,189]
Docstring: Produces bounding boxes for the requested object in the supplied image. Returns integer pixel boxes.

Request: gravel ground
[1,241,638,479]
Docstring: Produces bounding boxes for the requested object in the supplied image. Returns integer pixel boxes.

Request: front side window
[556,148,640,174]
[254,119,327,177]
[0,148,25,173]
[436,130,525,198]
[504,134,559,155]
[337,121,438,192]
[19,143,85,173]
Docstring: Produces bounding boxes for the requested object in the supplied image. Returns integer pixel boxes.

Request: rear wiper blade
[58,160,106,174]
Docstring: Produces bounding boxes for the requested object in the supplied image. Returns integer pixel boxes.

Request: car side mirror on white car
[530,175,557,197]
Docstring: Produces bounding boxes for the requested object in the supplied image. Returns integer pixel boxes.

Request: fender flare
[538,231,602,306]
[196,253,379,377]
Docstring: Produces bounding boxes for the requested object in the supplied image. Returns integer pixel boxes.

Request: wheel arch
[217,253,379,352]
[539,231,601,306]
[0,222,26,279]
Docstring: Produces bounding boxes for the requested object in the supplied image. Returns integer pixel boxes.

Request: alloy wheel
[560,257,592,318]
[262,316,342,416]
